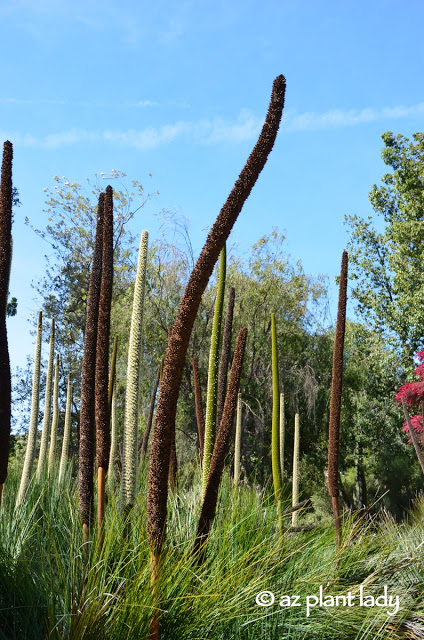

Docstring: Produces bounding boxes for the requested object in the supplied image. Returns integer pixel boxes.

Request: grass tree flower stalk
[58,373,72,484]
[217,286,235,430]
[146,75,286,640]
[95,185,114,544]
[16,311,42,507]
[79,192,104,542]
[121,229,149,515]
[327,250,348,549]
[233,392,242,486]
[192,357,205,464]
[106,335,118,491]
[271,313,283,529]
[139,360,162,461]
[194,327,248,563]
[0,141,13,505]
[279,392,285,480]
[202,245,226,496]
[36,318,55,480]
[291,413,300,526]
[107,379,117,492]
[48,355,60,475]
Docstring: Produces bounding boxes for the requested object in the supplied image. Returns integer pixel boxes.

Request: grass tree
[16,311,43,507]
[194,327,248,563]
[95,185,114,542]
[58,374,72,484]
[202,245,226,495]
[327,250,348,549]
[279,392,285,481]
[0,141,13,505]
[233,392,242,486]
[216,285,235,431]
[271,313,283,527]
[146,74,286,640]
[121,229,149,515]
[36,318,55,480]
[48,355,60,475]
[291,413,300,526]
[107,379,117,492]
[79,192,104,541]
[139,360,162,461]
[106,336,118,491]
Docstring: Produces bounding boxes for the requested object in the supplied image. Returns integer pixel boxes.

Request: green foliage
[2,462,424,639]
[345,132,424,364]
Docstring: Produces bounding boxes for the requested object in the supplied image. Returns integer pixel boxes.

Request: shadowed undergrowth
[0,464,423,639]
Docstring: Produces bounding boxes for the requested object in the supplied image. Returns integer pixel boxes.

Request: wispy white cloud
[2,101,424,151]
[282,102,424,132]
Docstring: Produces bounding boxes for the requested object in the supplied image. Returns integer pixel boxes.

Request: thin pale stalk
[279,391,285,480]
[192,357,205,463]
[233,392,242,486]
[291,413,300,526]
[48,355,60,474]
[16,312,43,506]
[36,318,55,480]
[58,373,72,483]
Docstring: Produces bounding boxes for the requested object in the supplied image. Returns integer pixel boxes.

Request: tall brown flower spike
[0,141,13,501]
[217,286,236,430]
[79,192,104,540]
[147,74,286,558]
[194,326,248,563]
[327,250,348,549]
[95,185,114,543]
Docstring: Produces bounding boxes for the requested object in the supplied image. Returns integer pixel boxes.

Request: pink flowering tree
[395,350,424,446]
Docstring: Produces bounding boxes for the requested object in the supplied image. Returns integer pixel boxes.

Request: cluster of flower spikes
[395,350,424,446]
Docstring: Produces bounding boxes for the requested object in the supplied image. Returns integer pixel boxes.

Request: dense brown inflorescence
[192,357,205,461]
[194,326,248,560]
[327,250,348,548]
[79,192,104,529]
[327,250,348,498]
[217,286,235,430]
[0,141,13,486]
[147,75,286,554]
[95,185,114,472]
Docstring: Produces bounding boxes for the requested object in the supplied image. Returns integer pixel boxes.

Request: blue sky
[1,0,424,368]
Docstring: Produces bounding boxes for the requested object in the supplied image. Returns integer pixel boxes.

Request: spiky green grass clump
[1,460,424,639]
